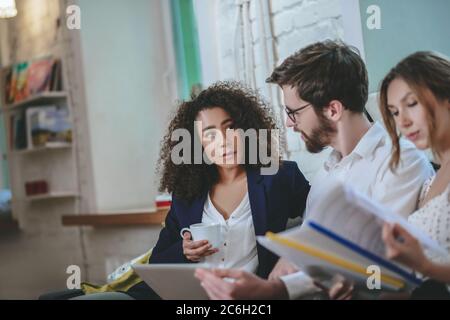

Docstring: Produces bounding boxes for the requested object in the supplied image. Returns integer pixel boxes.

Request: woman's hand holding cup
[182,231,219,262]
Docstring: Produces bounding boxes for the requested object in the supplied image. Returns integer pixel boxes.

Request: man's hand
[268,258,299,280]
[195,268,289,300]
[182,232,219,262]
[315,275,354,300]
[327,279,354,300]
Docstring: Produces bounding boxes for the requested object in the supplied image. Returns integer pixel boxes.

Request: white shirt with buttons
[201,192,259,273]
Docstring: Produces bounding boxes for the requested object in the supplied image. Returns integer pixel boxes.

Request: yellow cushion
[81,250,151,294]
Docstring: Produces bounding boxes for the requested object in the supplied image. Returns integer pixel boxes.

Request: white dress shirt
[281,122,435,299]
[201,192,259,273]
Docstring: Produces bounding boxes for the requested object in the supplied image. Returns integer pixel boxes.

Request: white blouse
[200,192,259,273]
[408,177,450,265]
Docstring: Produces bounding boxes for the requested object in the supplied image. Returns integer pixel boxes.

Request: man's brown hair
[267,40,369,114]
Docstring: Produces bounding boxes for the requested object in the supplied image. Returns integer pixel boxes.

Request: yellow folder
[266,232,405,289]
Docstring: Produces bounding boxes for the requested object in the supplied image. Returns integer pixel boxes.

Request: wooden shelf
[25,192,79,202]
[3,91,68,112]
[12,142,72,155]
[62,208,169,227]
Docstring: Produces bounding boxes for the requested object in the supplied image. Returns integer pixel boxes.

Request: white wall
[193,0,221,88]
[78,0,177,212]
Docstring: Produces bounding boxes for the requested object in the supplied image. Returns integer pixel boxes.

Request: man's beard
[301,114,336,153]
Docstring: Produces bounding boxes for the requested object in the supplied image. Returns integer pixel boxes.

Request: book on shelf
[7,61,29,104]
[3,66,13,105]
[25,106,72,149]
[24,180,49,196]
[9,112,27,151]
[4,57,62,105]
[257,178,448,292]
[156,193,172,210]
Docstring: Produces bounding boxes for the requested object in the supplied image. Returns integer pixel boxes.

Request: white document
[307,177,447,256]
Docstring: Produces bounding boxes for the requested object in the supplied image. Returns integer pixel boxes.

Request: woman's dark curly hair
[157,81,283,201]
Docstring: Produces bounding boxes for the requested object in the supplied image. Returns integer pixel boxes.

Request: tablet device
[132,263,209,300]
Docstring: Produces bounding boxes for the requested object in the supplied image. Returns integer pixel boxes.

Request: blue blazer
[149,160,310,279]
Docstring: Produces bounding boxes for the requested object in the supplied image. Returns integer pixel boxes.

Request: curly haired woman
[126,81,310,299]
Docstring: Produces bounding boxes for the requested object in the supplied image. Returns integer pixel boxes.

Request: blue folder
[307,220,423,286]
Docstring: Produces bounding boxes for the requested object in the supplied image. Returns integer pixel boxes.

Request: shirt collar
[324,122,386,171]
[352,122,386,158]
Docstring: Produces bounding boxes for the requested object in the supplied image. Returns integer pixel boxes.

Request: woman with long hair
[379,52,450,298]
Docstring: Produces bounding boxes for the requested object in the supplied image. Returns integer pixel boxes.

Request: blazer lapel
[187,192,207,225]
[247,168,267,236]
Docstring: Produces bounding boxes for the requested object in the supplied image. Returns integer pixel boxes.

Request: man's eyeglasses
[285,104,311,123]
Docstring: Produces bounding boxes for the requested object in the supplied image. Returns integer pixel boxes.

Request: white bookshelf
[1,60,80,228]
[12,142,72,155]
[3,91,68,112]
